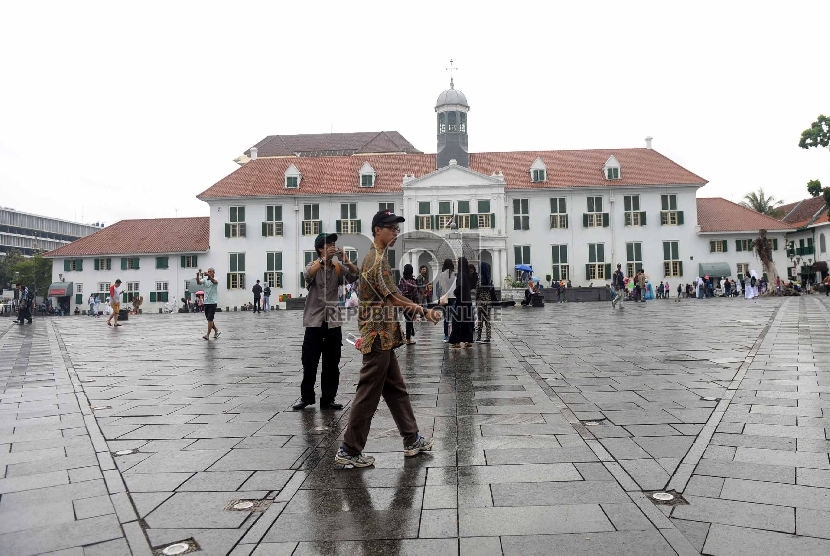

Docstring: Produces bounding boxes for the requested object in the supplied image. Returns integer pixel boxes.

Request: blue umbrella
[515,264,533,272]
[531,277,541,283]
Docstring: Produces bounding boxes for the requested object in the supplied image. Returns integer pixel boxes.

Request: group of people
[12,283,35,324]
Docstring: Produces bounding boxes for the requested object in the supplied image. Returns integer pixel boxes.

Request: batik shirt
[358,242,404,353]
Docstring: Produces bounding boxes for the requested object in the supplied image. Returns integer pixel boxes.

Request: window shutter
[597,244,605,262]
[239,253,246,271]
[773,238,778,250]
[602,213,610,227]
[677,211,684,225]
[514,246,521,265]
[299,272,305,289]
[605,264,611,278]
[224,223,230,238]
[264,272,269,284]
[227,274,232,289]
[121,258,127,270]
[63,260,70,272]
[551,266,560,281]
[640,212,647,226]
[678,261,683,276]
[150,292,157,302]
[470,214,479,229]
[74,259,82,271]
[583,213,589,228]
[356,220,361,233]
[490,213,496,228]
[736,240,742,252]
[134,258,140,270]
[626,243,634,261]
[432,215,438,229]
[181,256,186,267]
[193,255,198,266]
[94,259,99,271]
[75,293,82,305]
[387,249,396,268]
[585,264,591,280]
[336,220,342,233]
[261,222,267,236]
[122,292,127,303]
[107,258,111,270]
[161,292,168,303]
[722,240,728,252]
[415,217,420,230]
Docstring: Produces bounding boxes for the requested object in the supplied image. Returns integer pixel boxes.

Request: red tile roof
[696,198,793,233]
[780,196,827,228]
[43,217,210,257]
[200,148,706,199]
[246,131,422,157]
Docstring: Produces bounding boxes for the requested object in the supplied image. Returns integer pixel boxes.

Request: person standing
[15,284,32,324]
[263,284,271,311]
[107,279,123,327]
[398,264,419,345]
[611,264,625,309]
[637,270,647,302]
[196,268,220,340]
[252,280,263,313]
[475,262,494,342]
[448,256,476,348]
[88,293,96,317]
[93,293,101,317]
[415,265,432,314]
[335,210,441,467]
[436,259,456,342]
[293,233,359,411]
[823,275,829,296]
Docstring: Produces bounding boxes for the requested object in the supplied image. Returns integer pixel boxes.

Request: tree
[808,179,823,197]
[752,229,779,293]
[799,115,830,150]
[741,188,784,217]
[0,249,26,289]
[10,252,52,296]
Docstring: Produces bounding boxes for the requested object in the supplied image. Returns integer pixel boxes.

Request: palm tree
[741,188,784,217]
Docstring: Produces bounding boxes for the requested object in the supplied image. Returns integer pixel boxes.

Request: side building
[43,217,209,312]
[1,207,102,257]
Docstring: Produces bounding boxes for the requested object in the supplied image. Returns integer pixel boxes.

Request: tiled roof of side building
[246,131,422,157]
[696,198,793,233]
[43,217,210,258]
[779,196,827,228]
[199,148,707,199]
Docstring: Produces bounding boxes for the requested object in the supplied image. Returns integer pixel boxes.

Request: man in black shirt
[252,280,263,313]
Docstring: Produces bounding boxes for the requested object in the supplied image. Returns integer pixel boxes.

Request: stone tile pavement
[1,294,829,555]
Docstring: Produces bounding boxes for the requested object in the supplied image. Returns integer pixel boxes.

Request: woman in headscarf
[398,264,419,344]
[644,279,654,301]
[476,261,494,343]
[747,270,759,299]
[448,256,475,348]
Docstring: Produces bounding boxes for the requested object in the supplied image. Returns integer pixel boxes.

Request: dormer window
[359,162,376,188]
[284,163,301,189]
[603,155,621,180]
[530,157,547,183]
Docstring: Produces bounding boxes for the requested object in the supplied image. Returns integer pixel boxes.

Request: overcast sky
[1,1,829,225]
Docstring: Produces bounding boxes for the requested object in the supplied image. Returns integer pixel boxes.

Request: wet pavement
[1,295,830,555]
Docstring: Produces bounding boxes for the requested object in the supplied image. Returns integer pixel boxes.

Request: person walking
[415,265,432,315]
[637,270,647,302]
[436,259,456,342]
[447,256,476,348]
[611,263,625,309]
[93,293,101,317]
[196,268,220,340]
[263,284,271,311]
[14,284,33,324]
[398,264,419,345]
[293,233,359,411]
[475,261,494,342]
[252,280,263,313]
[107,279,123,327]
[335,210,441,467]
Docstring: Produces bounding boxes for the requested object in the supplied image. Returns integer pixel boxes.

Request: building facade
[46,82,801,311]
[0,207,102,257]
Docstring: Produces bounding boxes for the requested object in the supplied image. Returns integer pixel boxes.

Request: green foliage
[799,115,830,150]
[741,188,784,217]
[2,251,52,294]
[808,179,823,197]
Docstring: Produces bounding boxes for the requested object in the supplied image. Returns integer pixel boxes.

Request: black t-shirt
[252,284,263,297]
[263,287,271,297]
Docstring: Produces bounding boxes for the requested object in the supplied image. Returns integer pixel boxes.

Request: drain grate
[113,449,139,457]
[700,396,720,402]
[581,418,607,427]
[644,490,688,506]
[224,499,271,512]
[153,538,200,556]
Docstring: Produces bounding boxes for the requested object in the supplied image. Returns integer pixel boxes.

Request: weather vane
[446,59,458,88]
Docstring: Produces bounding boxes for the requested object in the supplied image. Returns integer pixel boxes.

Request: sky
[1,1,829,225]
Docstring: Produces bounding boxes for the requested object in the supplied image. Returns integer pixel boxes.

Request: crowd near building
[44,81,822,312]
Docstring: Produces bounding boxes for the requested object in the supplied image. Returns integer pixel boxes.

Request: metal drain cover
[701,396,719,402]
[225,499,271,512]
[91,406,111,411]
[645,490,688,506]
[233,501,254,510]
[114,449,138,456]
[162,544,189,555]
[153,538,199,556]
[652,492,674,501]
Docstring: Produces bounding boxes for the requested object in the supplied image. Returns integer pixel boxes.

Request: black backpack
[750,276,757,287]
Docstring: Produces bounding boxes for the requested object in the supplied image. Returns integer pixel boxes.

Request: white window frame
[736,263,749,280]
[98,282,110,294]
[182,255,198,268]
[626,242,643,278]
[228,273,245,289]
[417,215,433,230]
[663,241,682,277]
[76,283,83,294]
[550,197,568,229]
[302,204,321,236]
[477,214,492,228]
[265,205,284,237]
[551,244,569,282]
[264,272,283,288]
[513,198,530,230]
[378,202,395,213]
[155,281,169,292]
[514,245,531,279]
[661,194,680,226]
[710,240,725,253]
[96,258,111,270]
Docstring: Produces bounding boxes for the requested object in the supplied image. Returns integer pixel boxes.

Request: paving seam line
[666,299,785,494]
[51,318,155,556]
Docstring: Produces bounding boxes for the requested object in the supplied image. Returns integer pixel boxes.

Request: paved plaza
[2,296,830,555]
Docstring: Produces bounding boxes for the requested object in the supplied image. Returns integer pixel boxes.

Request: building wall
[52,253,204,312]
[1,208,102,257]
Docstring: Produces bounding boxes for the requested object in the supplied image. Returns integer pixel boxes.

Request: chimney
[250,147,258,160]
[645,136,653,149]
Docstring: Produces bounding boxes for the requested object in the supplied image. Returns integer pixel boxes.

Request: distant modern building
[0,207,102,257]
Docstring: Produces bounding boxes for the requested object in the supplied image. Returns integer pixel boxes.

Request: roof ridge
[782,199,806,222]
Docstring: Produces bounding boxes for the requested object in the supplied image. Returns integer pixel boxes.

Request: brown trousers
[342,337,419,455]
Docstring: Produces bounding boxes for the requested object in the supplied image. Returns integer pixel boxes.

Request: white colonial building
[46,82,802,311]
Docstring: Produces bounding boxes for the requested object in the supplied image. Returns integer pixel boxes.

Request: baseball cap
[314,233,338,251]
[371,210,405,230]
